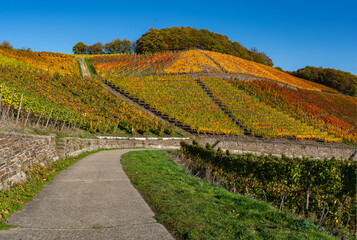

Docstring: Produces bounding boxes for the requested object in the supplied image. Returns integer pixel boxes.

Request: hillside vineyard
[0,48,356,143]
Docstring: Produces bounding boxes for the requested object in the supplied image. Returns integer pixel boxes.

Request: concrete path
[0,149,174,240]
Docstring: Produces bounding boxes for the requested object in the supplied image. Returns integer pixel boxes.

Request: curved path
[0,149,174,240]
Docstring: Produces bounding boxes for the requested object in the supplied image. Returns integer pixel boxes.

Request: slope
[89,50,355,143]
[0,48,173,135]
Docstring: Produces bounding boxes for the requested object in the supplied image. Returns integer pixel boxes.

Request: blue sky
[1,0,356,74]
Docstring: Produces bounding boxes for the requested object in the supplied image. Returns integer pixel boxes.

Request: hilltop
[136,27,274,66]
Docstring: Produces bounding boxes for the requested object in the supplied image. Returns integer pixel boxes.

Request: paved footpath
[0,149,174,240]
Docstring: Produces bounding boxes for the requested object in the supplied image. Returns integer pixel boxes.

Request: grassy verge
[85,58,97,76]
[76,58,83,77]
[0,149,107,230]
[121,150,335,240]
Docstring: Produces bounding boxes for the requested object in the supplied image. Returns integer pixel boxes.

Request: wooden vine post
[24,100,34,127]
[45,108,53,128]
[53,110,61,128]
[36,105,46,126]
[105,120,111,132]
[16,93,23,123]
[5,88,15,120]
[61,113,69,131]
[0,83,5,113]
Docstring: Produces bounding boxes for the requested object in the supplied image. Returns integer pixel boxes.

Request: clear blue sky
[1,0,356,75]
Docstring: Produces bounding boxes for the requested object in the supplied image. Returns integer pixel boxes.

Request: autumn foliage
[0,48,171,135]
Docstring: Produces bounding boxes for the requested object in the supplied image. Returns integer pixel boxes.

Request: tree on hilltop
[87,42,104,54]
[104,38,132,54]
[72,42,88,54]
[135,27,274,66]
[0,40,13,49]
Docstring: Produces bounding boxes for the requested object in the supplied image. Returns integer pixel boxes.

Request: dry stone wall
[197,135,356,160]
[1,131,355,189]
[0,132,58,189]
[57,137,182,159]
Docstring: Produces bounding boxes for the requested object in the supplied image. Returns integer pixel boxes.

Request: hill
[90,49,356,143]
[0,47,356,144]
[0,48,172,135]
[135,27,274,66]
[288,66,357,96]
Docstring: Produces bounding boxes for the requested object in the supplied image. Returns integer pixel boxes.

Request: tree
[104,39,132,54]
[289,66,357,96]
[135,27,274,66]
[260,52,274,67]
[0,40,13,49]
[104,39,122,54]
[72,42,88,54]
[121,39,131,53]
[275,66,284,72]
[87,42,104,54]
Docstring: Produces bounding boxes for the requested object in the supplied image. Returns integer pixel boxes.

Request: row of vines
[91,51,181,77]
[0,82,140,134]
[0,48,173,135]
[199,77,341,142]
[203,50,338,93]
[102,75,243,135]
[230,79,357,144]
[180,141,356,235]
[0,48,79,76]
[90,49,339,93]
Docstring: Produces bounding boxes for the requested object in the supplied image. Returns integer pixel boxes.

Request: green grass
[77,58,83,77]
[0,149,109,230]
[85,58,97,76]
[121,150,336,240]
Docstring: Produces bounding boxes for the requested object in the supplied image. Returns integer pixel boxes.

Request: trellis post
[53,110,61,128]
[61,112,69,131]
[45,108,53,128]
[24,100,34,127]
[5,88,15,120]
[16,93,23,123]
[105,120,111,132]
[0,83,5,113]
[36,105,46,126]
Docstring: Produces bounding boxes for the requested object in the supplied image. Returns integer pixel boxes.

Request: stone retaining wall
[57,137,182,159]
[197,135,356,160]
[1,131,356,189]
[0,132,58,189]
